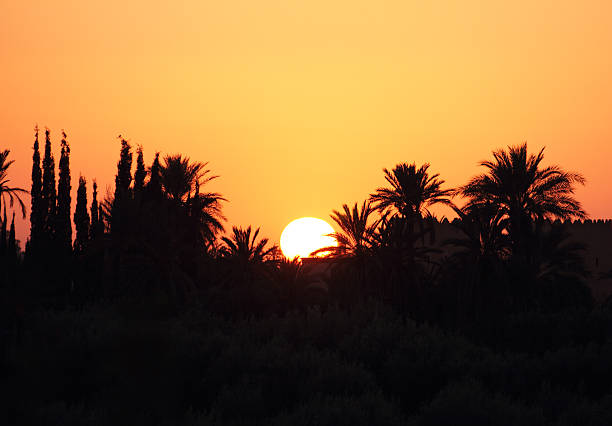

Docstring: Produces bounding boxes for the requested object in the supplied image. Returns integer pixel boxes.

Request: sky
[1,0,611,246]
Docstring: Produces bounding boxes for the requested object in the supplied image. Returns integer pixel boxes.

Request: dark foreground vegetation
[6,304,612,425]
[2,127,612,424]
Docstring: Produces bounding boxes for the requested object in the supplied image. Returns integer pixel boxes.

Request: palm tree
[158,154,226,244]
[446,202,509,261]
[457,143,586,255]
[220,226,278,264]
[188,181,225,244]
[312,201,380,258]
[218,226,279,313]
[160,154,217,203]
[368,214,439,313]
[0,150,28,218]
[311,201,380,302]
[370,162,452,220]
[441,203,511,324]
[268,257,327,311]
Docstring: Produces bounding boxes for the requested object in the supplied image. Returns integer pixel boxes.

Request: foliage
[0,149,28,219]
[371,162,452,219]
[56,131,72,254]
[457,143,586,257]
[3,133,609,424]
[6,304,612,425]
[73,176,89,254]
[41,128,57,238]
[29,126,43,247]
[133,145,146,195]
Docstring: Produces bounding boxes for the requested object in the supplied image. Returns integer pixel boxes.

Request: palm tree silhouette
[188,181,225,244]
[268,257,327,311]
[221,226,278,264]
[312,201,380,258]
[457,143,586,256]
[370,162,452,220]
[369,214,439,313]
[158,154,225,244]
[160,154,217,203]
[311,201,381,302]
[218,226,279,313]
[446,202,509,261]
[0,150,28,218]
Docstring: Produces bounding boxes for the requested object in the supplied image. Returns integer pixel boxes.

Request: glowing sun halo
[280,217,337,259]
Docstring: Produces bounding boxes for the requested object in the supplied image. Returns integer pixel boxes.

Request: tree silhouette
[160,154,217,203]
[114,137,133,199]
[134,145,146,195]
[89,180,102,240]
[457,143,586,257]
[111,137,133,234]
[41,129,57,239]
[157,154,225,245]
[1,207,6,255]
[29,127,43,249]
[313,201,379,258]
[221,226,278,264]
[218,226,279,314]
[188,180,225,245]
[312,201,381,303]
[440,203,511,325]
[0,149,28,219]
[73,176,89,254]
[8,212,16,255]
[368,214,439,312]
[371,162,452,220]
[268,257,327,311]
[147,152,162,199]
[56,131,72,254]
[446,202,508,261]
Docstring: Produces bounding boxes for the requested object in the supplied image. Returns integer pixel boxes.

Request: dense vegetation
[1,127,611,424]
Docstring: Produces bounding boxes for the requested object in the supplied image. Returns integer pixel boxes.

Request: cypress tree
[41,128,57,240]
[73,176,89,254]
[114,136,132,201]
[1,207,6,255]
[98,205,104,234]
[112,137,132,232]
[147,152,162,199]
[134,145,146,195]
[56,131,72,253]
[90,180,100,240]
[8,212,16,255]
[30,126,43,251]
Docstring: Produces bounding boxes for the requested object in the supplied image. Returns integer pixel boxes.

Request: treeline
[0,129,601,325]
[3,128,612,425]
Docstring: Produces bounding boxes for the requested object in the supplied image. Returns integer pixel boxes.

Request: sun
[280,217,337,259]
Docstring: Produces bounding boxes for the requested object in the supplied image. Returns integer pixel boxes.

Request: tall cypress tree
[56,131,72,253]
[111,137,133,232]
[114,137,133,200]
[30,126,43,251]
[98,205,104,234]
[90,180,100,240]
[134,145,146,196]
[73,176,89,254]
[8,212,16,255]
[41,128,57,240]
[1,207,7,255]
[147,152,162,199]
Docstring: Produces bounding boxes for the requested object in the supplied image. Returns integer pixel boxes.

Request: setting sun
[280,217,337,259]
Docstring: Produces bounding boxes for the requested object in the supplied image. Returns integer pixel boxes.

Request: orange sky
[2,0,611,246]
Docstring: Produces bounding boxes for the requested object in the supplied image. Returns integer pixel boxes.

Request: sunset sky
[2,0,611,246]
